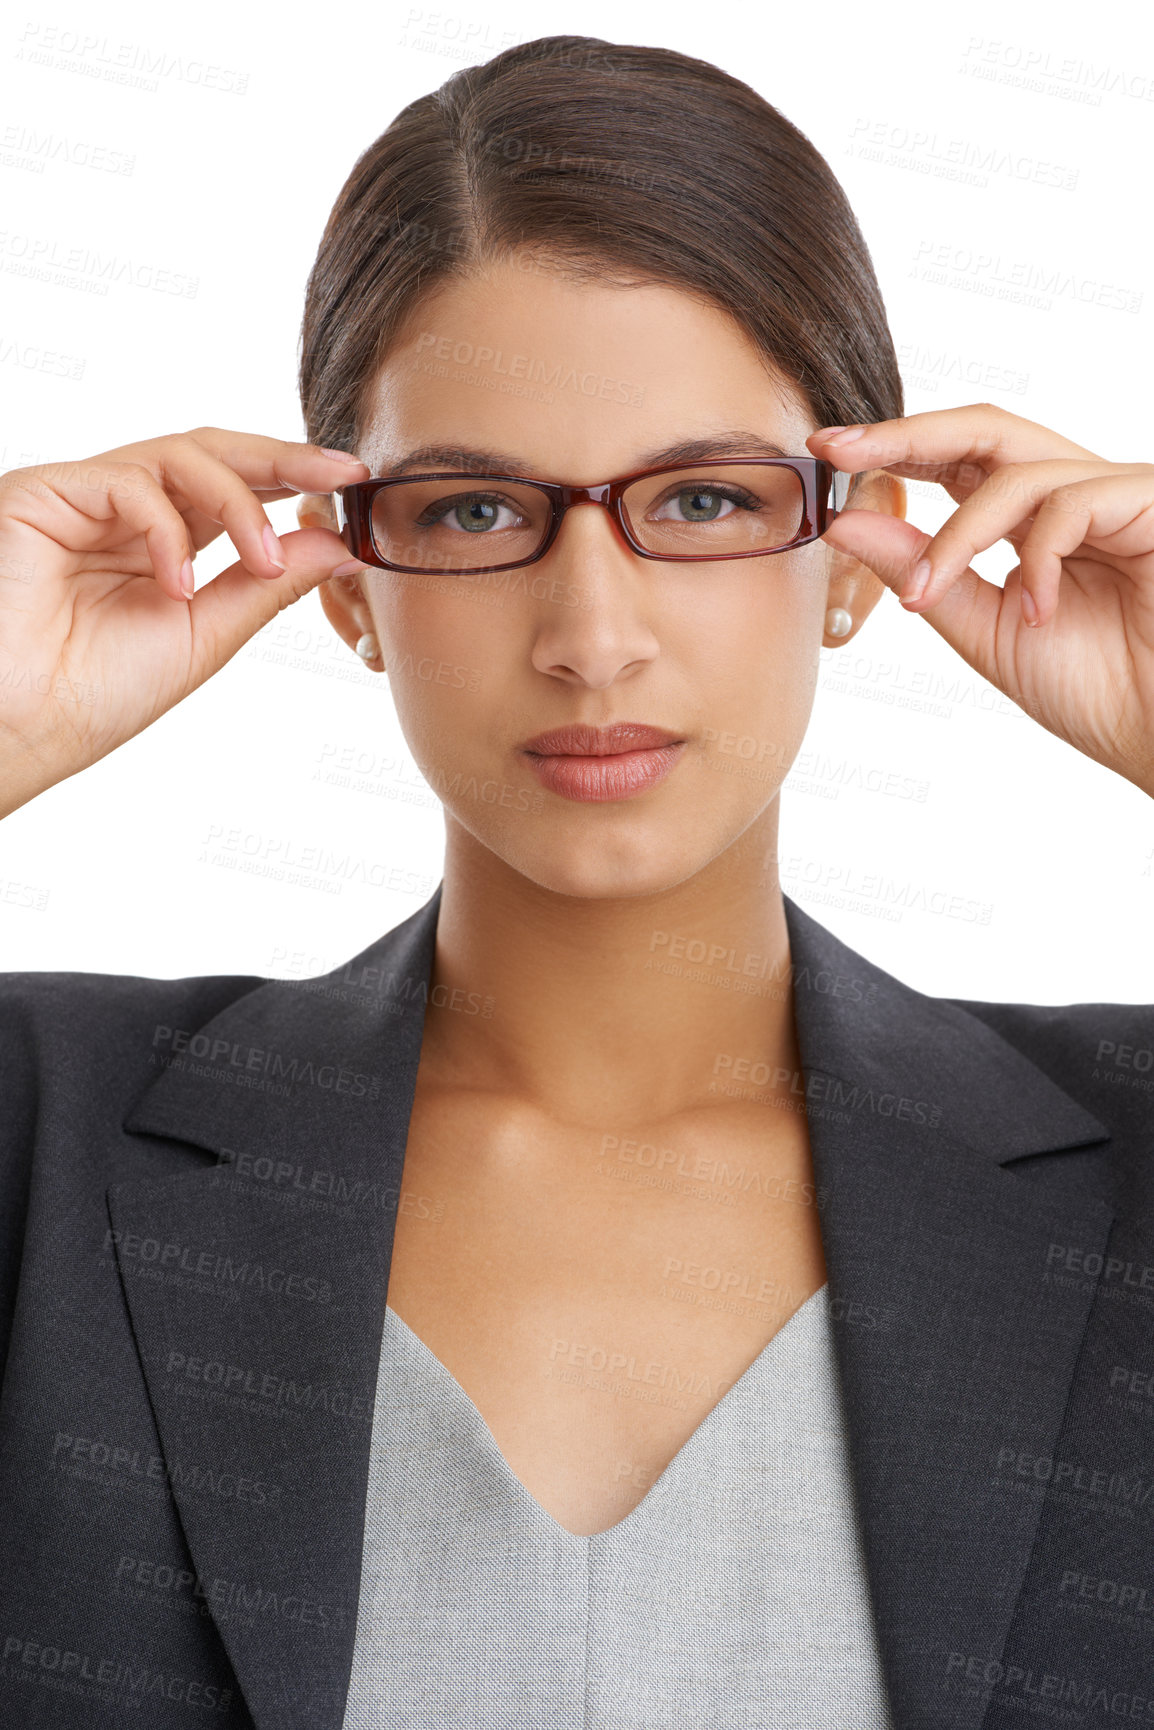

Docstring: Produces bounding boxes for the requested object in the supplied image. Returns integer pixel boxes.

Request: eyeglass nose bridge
[556,482,616,506]
[548,481,637,557]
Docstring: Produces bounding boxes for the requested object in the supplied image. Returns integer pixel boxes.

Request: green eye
[451,498,500,532]
[651,485,750,524]
[676,489,728,521]
[415,493,521,533]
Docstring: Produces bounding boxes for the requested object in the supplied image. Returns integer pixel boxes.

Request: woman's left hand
[806,404,1154,799]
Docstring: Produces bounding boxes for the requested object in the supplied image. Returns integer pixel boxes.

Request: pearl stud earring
[824,607,853,639]
[355,633,380,663]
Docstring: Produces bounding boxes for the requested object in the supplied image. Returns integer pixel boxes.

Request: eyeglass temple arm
[828,467,852,517]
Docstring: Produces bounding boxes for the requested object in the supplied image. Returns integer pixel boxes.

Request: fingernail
[179,558,194,599]
[1020,587,1038,625]
[822,426,867,444]
[321,447,366,465]
[262,524,287,571]
[813,426,848,439]
[903,558,932,606]
[331,558,366,578]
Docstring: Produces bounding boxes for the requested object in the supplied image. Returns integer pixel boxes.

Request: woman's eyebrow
[382,432,793,477]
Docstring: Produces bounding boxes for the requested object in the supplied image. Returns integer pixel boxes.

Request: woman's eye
[652,488,741,523]
[424,494,521,532]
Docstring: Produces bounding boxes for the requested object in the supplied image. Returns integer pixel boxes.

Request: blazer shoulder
[945,992,1154,1142]
[0,960,264,1054]
[0,961,264,1174]
[944,992,1154,1053]
[0,963,266,1384]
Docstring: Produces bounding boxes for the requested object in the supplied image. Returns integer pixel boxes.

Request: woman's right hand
[0,426,369,818]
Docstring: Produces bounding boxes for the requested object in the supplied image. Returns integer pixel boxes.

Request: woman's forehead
[356,263,809,476]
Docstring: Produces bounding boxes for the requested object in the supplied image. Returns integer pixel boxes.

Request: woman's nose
[527,502,661,687]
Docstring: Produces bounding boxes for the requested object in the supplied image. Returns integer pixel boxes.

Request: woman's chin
[491,834,720,903]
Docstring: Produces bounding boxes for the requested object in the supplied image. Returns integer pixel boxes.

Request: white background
[1,0,1151,1002]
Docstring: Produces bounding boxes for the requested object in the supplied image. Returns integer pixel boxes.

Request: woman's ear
[822,471,906,646]
[298,492,382,667]
[316,564,384,670]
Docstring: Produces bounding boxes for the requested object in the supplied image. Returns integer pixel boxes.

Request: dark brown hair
[298,35,903,464]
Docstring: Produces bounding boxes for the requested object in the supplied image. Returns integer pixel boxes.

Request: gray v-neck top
[341,1284,894,1729]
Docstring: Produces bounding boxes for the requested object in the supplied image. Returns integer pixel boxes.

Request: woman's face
[314,257,896,899]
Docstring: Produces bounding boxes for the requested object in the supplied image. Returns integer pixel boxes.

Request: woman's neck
[420,807,800,1126]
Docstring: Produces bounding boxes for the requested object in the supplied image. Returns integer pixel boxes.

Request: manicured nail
[813,426,848,439]
[262,524,287,571]
[179,558,195,599]
[822,426,867,444]
[1020,587,1038,625]
[903,558,932,606]
[331,558,366,578]
[321,447,366,464]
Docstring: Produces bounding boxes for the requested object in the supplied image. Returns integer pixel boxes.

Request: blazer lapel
[112,883,1115,1730]
[781,895,1114,1730]
[112,887,442,1730]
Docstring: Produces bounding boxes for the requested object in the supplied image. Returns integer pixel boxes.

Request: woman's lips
[518,723,686,803]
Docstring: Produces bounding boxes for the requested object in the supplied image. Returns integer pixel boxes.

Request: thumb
[186,525,364,671]
[822,507,1007,675]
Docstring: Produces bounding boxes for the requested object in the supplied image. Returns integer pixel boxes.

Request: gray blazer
[1,885,1151,1730]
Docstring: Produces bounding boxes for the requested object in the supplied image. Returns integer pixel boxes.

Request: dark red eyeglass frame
[331,456,853,576]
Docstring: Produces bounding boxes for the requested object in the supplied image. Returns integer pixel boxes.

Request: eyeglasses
[331,457,851,577]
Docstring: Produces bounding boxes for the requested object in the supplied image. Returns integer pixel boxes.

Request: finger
[147,435,364,584]
[107,428,367,563]
[178,427,368,495]
[1018,472,1154,627]
[182,525,366,674]
[806,403,1102,489]
[821,507,1010,682]
[2,461,196,603]
[904,458,1121,613]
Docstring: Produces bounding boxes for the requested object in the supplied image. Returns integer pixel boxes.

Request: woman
[1,31,1151,1730]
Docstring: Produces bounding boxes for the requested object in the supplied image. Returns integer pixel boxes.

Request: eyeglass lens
[369,464,807,572]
